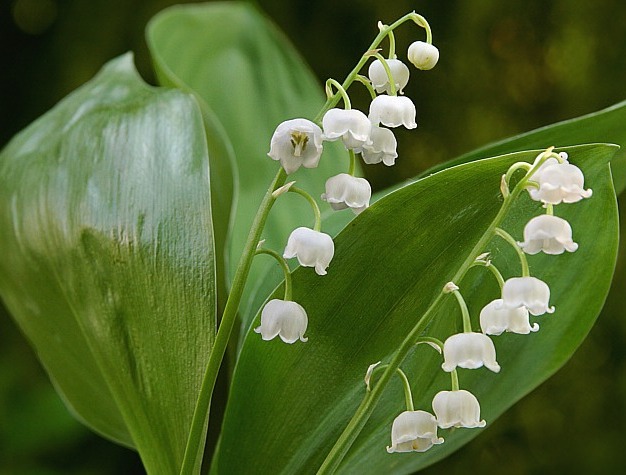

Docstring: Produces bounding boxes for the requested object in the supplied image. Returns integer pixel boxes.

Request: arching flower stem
[354,74,377,100]
[451,288,472,333]
[255,248,293,301]
[315,12,432,121]
[325,79,352,109]
[288,186,323,232]
[395,368,415,411]
[369,52,398,96]
[471,258,505,291]
[494,227,530,277]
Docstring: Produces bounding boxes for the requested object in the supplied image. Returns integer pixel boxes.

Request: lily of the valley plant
[0,3,621,475]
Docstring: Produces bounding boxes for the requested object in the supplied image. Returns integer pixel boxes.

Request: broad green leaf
[146,2,351,327]
[421,100,626,194]
[215,144,618,474]
[0,54,215,474]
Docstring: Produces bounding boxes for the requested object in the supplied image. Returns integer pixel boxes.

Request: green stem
[494,227,530,277]
[314,12,431,122]
[325,79,351,109]
[354,74,377,100]
[387,28,396,58]
[316,163,527,475]
[371,52,397,95]
[450,369,460,391]
[179,169,287,475]
[451,289,472,333]
[348,150,357,176]
[471,259,505,291]
[255,248,293,301]
[395,368,414,411]
[546,203,554,216]
[289,186,322,231]
[415,336,444,353]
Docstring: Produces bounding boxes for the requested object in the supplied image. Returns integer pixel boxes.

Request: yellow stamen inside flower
[290,131,309,157]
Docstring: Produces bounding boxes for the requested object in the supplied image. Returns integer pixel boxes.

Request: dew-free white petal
[501,276,554,316]
[254,299,308,343]
[322,108,372,149]
[528,162,592,204]
[432,390,486,429]
[359,125,398,166]
[407,41,439,70]
[268,118,323,174]
[368,58,410,94]
[442,332,500,373]
[518,214,578,255]
[386,410,444,453]
[321,173,371,214]
[369,95,417,129]
[283,227,335,275]
[480,299,539,335]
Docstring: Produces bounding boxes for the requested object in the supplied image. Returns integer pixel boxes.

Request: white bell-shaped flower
[283,227,334,276]
[386,410,444,453]
[407,41,439,70]
[518,214,578,255]
[321,173,371,214]
[357,125,398,166]
[368,58,410,94]
[528,152,568,183]
[322,108,372,150]
[442,332,500,373]
[501,276,554,316]
[432,390,486,429]
[254,299,308,344]
[480,299,539,335]
[369,95,417,129]
[267,118,323,174]
[528,162,592,204]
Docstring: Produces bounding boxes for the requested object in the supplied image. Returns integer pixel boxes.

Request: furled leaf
[146,2,352,328]
[0,54,215,474]
[215,144,618,474]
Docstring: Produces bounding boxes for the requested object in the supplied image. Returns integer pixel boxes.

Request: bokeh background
[1,0,625,473]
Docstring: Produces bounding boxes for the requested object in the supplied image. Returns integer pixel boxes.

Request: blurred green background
[1,0,625,473]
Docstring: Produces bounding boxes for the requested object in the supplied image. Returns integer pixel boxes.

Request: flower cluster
[380,147,592,454]
[256,16,439,344]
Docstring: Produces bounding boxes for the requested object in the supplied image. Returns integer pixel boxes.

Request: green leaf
[146,2,351,327]
[215,144,618,474]
[0,54,215,474]
[422,100,626,194]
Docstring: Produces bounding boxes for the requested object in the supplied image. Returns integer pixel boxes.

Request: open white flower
[368,58,410,94]
[386,410,444,453]
[369,95,417,129]
[322,108,372,149]
[442,332,500,373]
[480,298,539,335]
[254,299,308,344]
[407,41,439,70]
[518,214,578,255]
[358,125,398,166]
[283,227,334,276]
[528,162,592,204]
[321,173,371,214]
[501,276,554,316]
[432,390,486,429]
[268,118,323,174]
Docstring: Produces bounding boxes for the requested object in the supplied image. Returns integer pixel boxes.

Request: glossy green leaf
[146,2,352,327]
[421,100,626,194]
[0,54,215,474]
[215,144,618,474]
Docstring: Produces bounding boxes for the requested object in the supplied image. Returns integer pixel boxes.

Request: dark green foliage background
[1,0,625,473]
